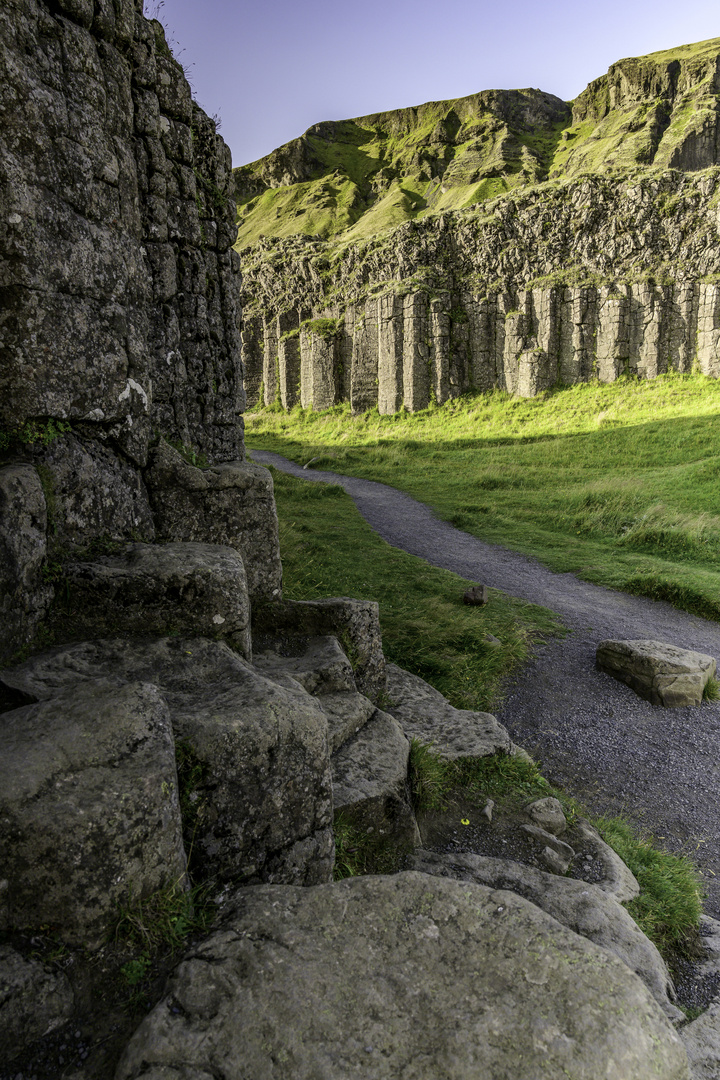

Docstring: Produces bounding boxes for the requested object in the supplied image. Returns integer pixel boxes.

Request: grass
[247,373,720,623]
[408,740,704,964]
[264,465,562,713]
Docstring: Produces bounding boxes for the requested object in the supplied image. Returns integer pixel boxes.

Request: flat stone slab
[385,663,511,758]
[596,639,717,707]
[115,873,690,1080]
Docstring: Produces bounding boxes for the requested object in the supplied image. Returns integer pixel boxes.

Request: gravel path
[254,449,720,916]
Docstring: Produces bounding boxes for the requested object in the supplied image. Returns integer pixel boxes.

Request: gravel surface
[254,450,720,916]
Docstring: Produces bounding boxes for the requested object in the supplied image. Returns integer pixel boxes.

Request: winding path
[252,449,720,916]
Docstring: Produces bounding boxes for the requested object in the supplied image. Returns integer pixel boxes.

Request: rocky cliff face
[236,38,720,413]
[0,0,271,658]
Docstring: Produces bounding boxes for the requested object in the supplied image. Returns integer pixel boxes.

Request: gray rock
[681,1002,720,1079]
[315,690,376,753]
[115,872,690,1080]
[408,849,682,1022]
[521,823,576,873]
[253,634,355,695]
[525,796,567,834]
[0,678,187,946]
[35,433,155,549]
[63,541,252,657]
[2,637,335,887]
[146,440,282,602]
[385,662,511,759]
[0,464,52,660]
[596,639,717,707]
[574,819,641,902]
[331,708,419,848]
[463,583,488,605]
[0,945,74,1061]
[252,596,386,701]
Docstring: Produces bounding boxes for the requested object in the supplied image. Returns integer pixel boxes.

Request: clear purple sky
[148,0,719,167]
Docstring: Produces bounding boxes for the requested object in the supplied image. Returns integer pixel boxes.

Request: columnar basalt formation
[236,39,720,414]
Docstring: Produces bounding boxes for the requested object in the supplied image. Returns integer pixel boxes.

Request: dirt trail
[253,449,720,916]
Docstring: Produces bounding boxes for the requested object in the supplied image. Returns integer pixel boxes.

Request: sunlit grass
[248,373,720,620]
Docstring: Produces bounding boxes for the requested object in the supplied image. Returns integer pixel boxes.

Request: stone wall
[239,169,720,411]
[0,0,280,659]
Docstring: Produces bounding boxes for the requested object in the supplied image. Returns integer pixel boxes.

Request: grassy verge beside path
[265,465,561,712]
[248,373,720,621]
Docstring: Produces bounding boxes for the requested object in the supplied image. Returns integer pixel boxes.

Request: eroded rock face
[0,464,50,661]
[2,637,334,888]
[331,708,419,849]
[253,596,386,701]
[115,873,691,1080]
[64,541,252,658]
[0,946,74,1062]
[596,638,717,707]
[385,662,511,758]
[146,440,282,603]
[0,679,187,946]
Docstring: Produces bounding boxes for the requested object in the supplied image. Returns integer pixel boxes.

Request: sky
[148,0,720,168]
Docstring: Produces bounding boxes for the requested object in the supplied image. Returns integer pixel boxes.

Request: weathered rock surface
[596,639,717,707]
[63,541,252,657]
[408,849,682,1022]
[0,678,187,945]
[525,796,567,834]
[2,637,335,888]
[0,464,50,660]
[680,916,720,1078]
[0,946,74,1062]
[240,169,720,413]
[146,440,282,602]
[385,661,511,758]
[253,633,355,695]
[463,583,488,605]
[573,818,641,902]
[253,596,386,701]
[331,708,419,848]
[115,872,691,1080]
[315,690,376,752]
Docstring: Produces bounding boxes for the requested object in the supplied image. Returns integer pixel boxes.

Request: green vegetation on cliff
[234,37,720,248]
[247,373,720,621]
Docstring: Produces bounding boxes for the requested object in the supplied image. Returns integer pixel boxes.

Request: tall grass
[247,373,720,620]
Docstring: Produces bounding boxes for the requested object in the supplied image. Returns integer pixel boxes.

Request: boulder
[385,662,511,758]
[463,583,488,605]
[681,1002,720,1079]
[252,596,386,701]
[0,679,187,946]
[521,822,576,874]
[2,637,334,887]
[315,691,376,753]
[596,639,717,707]
[115,873,690,1080]
[0,945,74,1061]
[408,849,682,1023]
[145,439,282,603]
[0,463,52,660]
[63,541,252,658]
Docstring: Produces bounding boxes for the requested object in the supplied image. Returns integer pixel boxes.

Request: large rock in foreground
[596,639,717,707]
[0,679,187,946]
[116,873,690,1080]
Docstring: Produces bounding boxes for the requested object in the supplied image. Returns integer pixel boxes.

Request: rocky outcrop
[115,873,691,1080]
[596,639,717,706]
[0,0,265,661]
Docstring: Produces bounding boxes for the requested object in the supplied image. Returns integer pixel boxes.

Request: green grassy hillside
[234,37,720,248]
